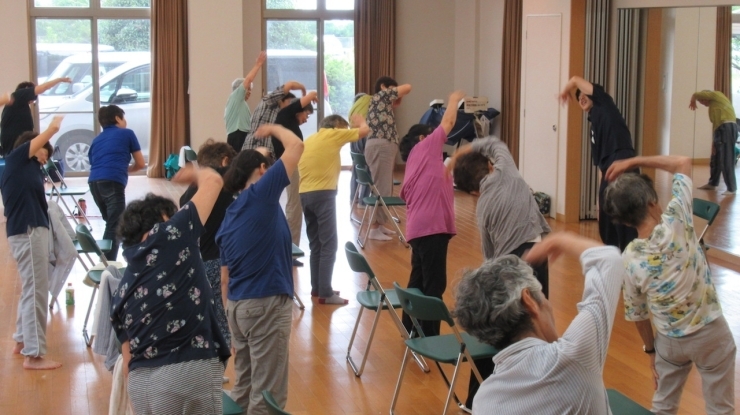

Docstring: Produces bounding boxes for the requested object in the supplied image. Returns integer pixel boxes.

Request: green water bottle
[65,282,75,306]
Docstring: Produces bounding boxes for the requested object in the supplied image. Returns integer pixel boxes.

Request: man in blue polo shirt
[88,105,146,261]
[1,115,65,370]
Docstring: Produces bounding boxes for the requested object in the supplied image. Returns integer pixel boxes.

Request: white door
[520,15,561,218]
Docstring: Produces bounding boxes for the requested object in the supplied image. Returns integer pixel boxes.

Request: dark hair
[16,82,35,91]
[98,105,125,127]
[117,193,178,247]
[399,124,433,161]
[374,76,398,93]
[302,102,314,114]
[197,139,236,170]
[281,92,296,103]
[603,172,658,228]
[13,131,53,158]
[223,149,271,193]
[320,114,349,129]
[453,152,491,193]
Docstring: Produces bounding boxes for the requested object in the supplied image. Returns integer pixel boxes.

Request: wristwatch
[643,345,655,354]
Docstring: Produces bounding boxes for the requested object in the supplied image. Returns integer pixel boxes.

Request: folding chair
[43,159,91,227]
[390,282,498,415]
[262,390,290,415]
[291,243,305,310]
[693,198,720,252]
[344,242,429,376]
[75,224,126,347]
[354,166,408,248]
[350,151,401,224]
[184,147,198,167]
[222,391,245,415]
[607,389,652,415]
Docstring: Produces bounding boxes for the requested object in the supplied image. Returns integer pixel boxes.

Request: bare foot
[23,356,62,370]
[12,342,23,355]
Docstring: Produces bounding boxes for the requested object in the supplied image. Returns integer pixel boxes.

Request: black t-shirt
[0,142,49,236]
[0,88,37,156]
[272,99,305,159]
[587,84,635,172]
[179,167,236,262]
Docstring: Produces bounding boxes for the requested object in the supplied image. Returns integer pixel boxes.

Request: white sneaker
[380,225,397,235]
[723,190,736,195]
[368,228,392,241]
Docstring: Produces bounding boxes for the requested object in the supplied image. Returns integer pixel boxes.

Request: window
[30,1,151,173]
[732,8,740,111]
[264,0,354,164]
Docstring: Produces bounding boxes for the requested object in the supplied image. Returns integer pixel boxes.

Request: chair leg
[350,185,361,224]
[378,199,408,248]
[82,284,98,347]
[292,293,305,310]
[72,196,93,230]
[356,202,372,248]
[442,353,466,415]
[384,300,430,373]
[348,306,382,377]
[359,203,378,249]
[390,206,401,224]
[346,307,365,368]
[390,347,412,415]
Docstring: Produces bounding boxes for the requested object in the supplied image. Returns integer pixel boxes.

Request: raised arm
[34,77,72,95]
[559,76,594,105]
[0,92,12,107]
[440,90,466,135]
[243,51,267,87]
[689,90,717,111]
[283,81,306,97]
[605,155,691,182]
[396,84,412,98]
[172,165,224,227]
[254,124,304,177]
[350,114,370,138]
[29,115,63,159]
[299,90,318,108]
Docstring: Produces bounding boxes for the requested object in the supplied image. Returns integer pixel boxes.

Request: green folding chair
[344,242,429,376]
[350,151,401,224]
[261,390,290,415]
[390,282,498,415]
[607,389,652,414]
[354,166,408,248]
[291,243,305,310]
[692,198,720,252]
[43,159,91,226]
[75,224,126,347]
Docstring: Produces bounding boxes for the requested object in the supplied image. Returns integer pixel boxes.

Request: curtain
[354,0,395,94]
[148,0,190,178]
[500,0,523,164]
[715,6,732,99]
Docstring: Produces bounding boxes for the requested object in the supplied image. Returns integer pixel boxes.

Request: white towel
[178,145,193,168]
[109,355,135,415]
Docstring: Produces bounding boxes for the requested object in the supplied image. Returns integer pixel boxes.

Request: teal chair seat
[74,239,113,253]
[607,389,651,414]
[361,195,407,207]
[356,287,422,311]
[405,332,497,364]
[222,391,244,415]
[291,243,304,258]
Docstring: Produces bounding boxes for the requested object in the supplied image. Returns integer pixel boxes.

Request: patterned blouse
[622,173,722,338]
[366,87,400,144]
[111,202,230,371]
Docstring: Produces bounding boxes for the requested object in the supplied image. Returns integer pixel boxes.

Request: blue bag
[164,154,180,180]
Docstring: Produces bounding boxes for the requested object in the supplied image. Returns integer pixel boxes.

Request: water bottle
[65,282,75,306]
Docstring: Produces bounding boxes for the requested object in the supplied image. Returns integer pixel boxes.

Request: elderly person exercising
[454,232,623,414]
[603,155,736,414]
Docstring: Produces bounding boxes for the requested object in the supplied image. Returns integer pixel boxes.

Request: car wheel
[58,131,94,172]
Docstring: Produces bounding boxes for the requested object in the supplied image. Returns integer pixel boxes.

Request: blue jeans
[89,180,125,261]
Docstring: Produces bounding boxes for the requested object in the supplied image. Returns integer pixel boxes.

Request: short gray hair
[453,255,542,350]
[320,114,349,129]
[603,172,657,228]
[231,78,244,91]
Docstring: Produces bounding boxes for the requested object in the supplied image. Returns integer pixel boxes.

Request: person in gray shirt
[455,232,624,415]
[451,136,551,408]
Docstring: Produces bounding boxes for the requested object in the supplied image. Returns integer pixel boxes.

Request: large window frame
[262,1,353,122]
[28,0,150,174]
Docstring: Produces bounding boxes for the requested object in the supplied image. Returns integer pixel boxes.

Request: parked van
[36,43,115,83]
[39,56,151,172]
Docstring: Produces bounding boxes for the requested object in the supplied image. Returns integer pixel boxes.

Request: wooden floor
[0,166,738,414]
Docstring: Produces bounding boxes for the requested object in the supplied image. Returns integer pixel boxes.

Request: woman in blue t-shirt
[111,166,230,414]
[216,124,303,414]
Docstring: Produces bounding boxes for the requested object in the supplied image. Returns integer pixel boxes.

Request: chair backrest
[350,151,367,169]
[43,159,67,188]
[262,390,291,415]
[75,224,108,266]
[184,148,197,163]
[354,165,375,187]
[345,241,384,292]
[693,198,720,225]
[393,282,455,327]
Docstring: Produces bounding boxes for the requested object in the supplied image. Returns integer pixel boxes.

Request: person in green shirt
[690,90,737,194]
[224,51,266,152]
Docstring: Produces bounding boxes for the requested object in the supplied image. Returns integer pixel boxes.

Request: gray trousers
[9,226,51,357]
[285,168,303,246]
[364,138,398,225]
[652,315,736,415]
[228,294,292,415]
[47,201,77,300]
[708,122,737,192]
[300,190,338,298]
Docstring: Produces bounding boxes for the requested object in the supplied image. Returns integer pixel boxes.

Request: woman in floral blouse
[111,166,230,414]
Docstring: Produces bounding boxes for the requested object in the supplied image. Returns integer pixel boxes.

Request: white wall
[0,2,31,95]
[188,0,244,151]
[521,0,571,216]
[659,9,676,155]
